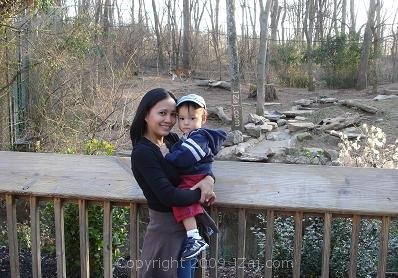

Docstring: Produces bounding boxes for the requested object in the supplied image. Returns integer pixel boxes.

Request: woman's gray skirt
[139,208,186,278]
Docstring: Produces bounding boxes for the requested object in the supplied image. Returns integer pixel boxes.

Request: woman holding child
[130,88,222,277]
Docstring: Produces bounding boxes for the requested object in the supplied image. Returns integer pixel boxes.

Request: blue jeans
[177,257,198,278]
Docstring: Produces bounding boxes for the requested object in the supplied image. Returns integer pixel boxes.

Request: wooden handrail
[1,151,398,277]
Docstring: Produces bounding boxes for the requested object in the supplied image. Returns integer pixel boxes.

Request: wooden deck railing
[0,151,398,277]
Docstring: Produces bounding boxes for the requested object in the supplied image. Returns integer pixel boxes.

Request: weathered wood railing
[0,151,397,277]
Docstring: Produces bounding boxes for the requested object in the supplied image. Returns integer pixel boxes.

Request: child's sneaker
[180,236,209,260]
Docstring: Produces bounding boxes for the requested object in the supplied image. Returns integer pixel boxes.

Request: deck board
[1,151,398,216]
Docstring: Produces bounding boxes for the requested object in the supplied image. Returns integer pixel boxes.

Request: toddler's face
[177,106,206,134]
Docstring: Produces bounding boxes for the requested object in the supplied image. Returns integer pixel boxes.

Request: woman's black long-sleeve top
[131,133,201,212]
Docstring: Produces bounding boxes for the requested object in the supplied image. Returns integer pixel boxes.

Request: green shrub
[271,42,308,88]
[314,34,361,88]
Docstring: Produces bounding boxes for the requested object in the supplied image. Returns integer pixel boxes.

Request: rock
[216,146,238,160]
[277,119,287,126]
[244,123,262,138]
[295,116,307,121]
[265,129,291,141]
[327,129,366,140]
[287,121,315,132]
[324,149,339,161]
[264,102,282,106]
[318,97,337,104]
[268,147,331,165]
[217,136,265,160]
[263,110,285,121]
[383,88,398,95]
[237,154,269,162]
[296,132,312,141]
[208,106,232,124]
[223,130,244,146]
[259,124,274,132]
[267,122,278,129]
[247,113,269,125]
[373,94,398,101]
[283,110,314,118]
[294,99,314,107]
[242,134,251,142]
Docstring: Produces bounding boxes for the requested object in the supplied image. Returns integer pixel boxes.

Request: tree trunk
[267,0,281,83]
[281,0,286,43]
[152,0,164,70]
[138,0,143,24]
[391,9,398,82]
[226,0,243,131]
[131,0,134,24]
[356,0,377,90]
[182,0,191,70]
[342,0,347,35]
[304,0,315,91]
[333,0,339,36]
[372,0,381,93]
[208,0,221,79]
[349,0,356,35]
[256,0,273,116]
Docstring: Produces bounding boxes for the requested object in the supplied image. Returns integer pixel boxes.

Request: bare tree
[280,0,286,43]
[332,0,339,36]
[256,0,273,115]
[267,0,282,82]
[226,0,243,131]
[152,0,164,70]
[391,8,398,82]
[207,0,221,79]
[304,0,315,91]
[182,0,191,70]
[192,0,207,67]
[131,0,135,24]
[356,0,377,90]
[349,0,356,35]
[341,0,347,34]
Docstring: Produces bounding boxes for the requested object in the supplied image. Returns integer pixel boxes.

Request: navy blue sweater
[165,128,227,176]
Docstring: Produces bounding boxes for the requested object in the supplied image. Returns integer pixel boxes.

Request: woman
[130,88,215,277]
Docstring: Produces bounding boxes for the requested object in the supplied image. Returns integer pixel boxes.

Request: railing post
[321,212,332,278]
[349,215,361,278]
[377,216,390,278]
[129,202,138,278]
[264,209,275,278]
[209,207,219,278]
[293,211,303,278]
[30,196,41,278]
[79,199,90,278]
[54,197,66,278]
[237,208,246,278]
[103,201,112,278]
[6,194,20,278]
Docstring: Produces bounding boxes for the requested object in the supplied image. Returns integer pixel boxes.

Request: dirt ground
[120,74,398,153]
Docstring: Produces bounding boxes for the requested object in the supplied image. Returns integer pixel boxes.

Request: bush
[271,42,308,88]
[313,35,361,88]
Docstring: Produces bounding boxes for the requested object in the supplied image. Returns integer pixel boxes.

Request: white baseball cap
[177,93,207,109]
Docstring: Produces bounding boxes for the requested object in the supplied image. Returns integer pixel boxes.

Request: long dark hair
[130,88,176,145]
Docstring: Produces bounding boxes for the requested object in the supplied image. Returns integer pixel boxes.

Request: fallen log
[317,116,362,131]
[195,79,231,90]
[339,99,380,114]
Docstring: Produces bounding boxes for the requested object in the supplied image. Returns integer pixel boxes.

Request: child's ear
[202,114,207,124]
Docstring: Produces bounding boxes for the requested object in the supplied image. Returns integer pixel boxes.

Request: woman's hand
[190,175,216,205]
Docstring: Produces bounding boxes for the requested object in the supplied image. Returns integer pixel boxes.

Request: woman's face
[144,97,177,139]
